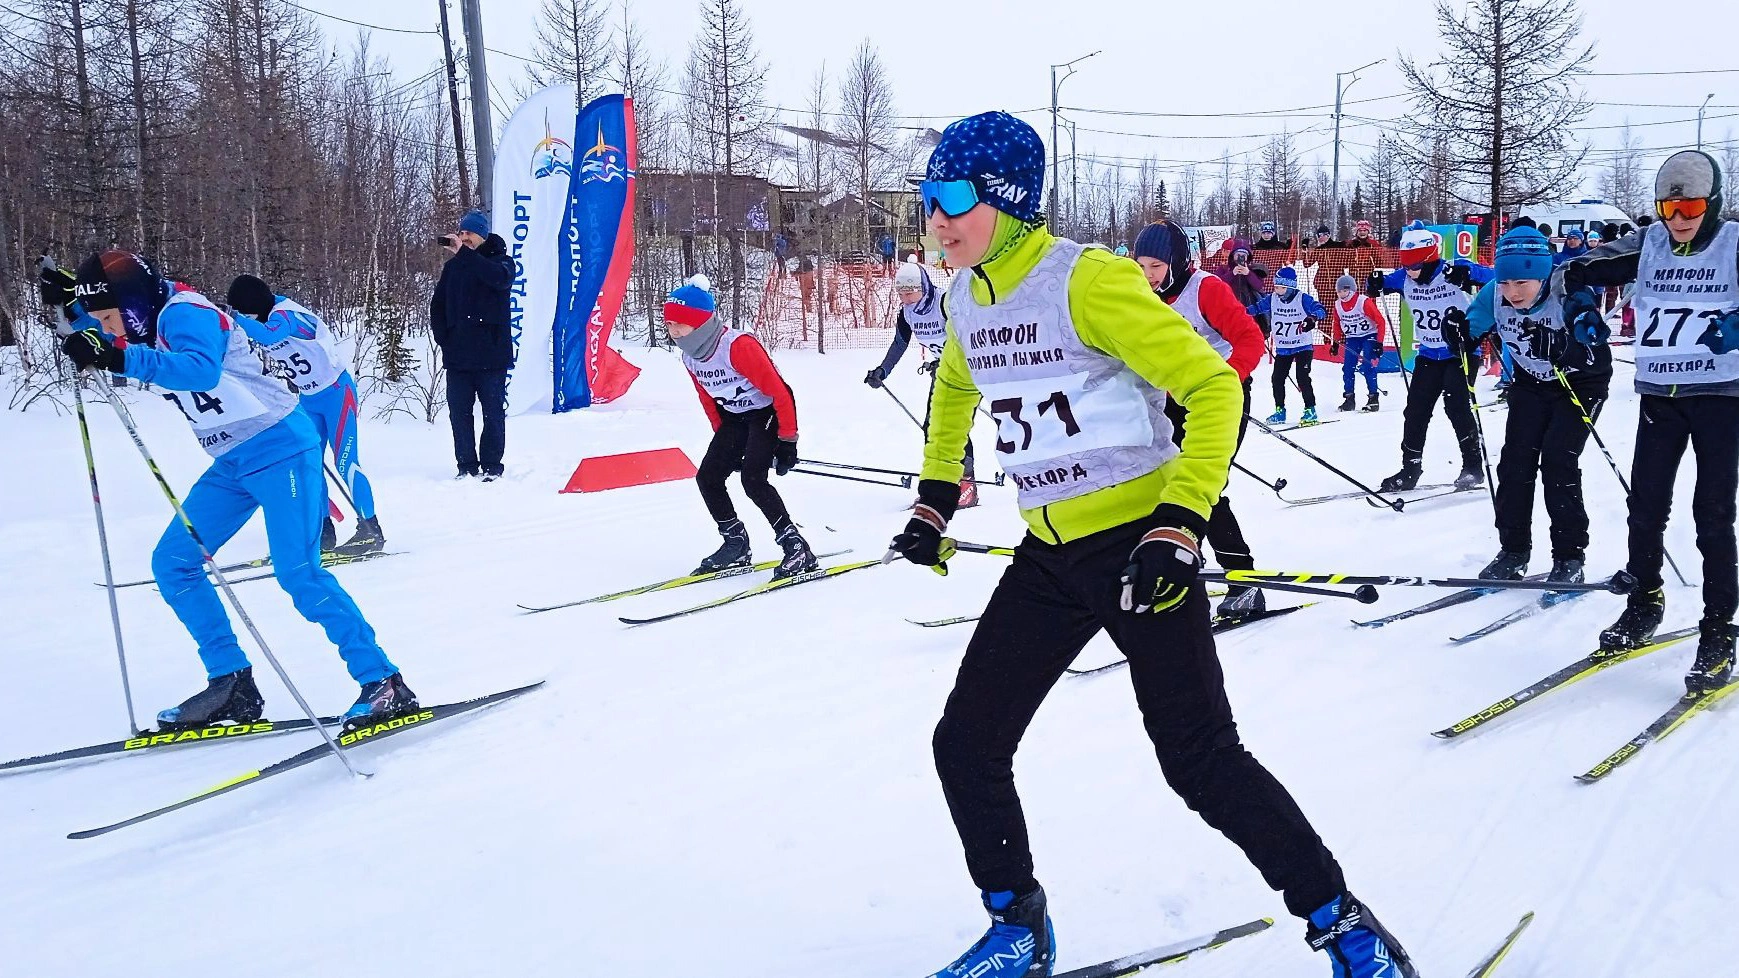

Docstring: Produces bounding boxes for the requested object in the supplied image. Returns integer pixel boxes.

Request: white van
[1521,199,1638,241]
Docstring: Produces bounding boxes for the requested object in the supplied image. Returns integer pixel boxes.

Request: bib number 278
[990,391,1080,454]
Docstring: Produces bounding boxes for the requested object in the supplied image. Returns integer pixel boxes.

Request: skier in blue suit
[56,251,416,730]
[226,274,383,555]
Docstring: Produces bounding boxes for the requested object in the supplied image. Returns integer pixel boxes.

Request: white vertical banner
[492,83,577,415]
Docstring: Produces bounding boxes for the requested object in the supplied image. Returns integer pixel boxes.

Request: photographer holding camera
[431,209,515,480]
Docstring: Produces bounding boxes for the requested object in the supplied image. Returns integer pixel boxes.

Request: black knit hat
[226,274,277,321]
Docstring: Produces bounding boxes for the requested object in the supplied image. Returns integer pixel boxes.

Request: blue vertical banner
[552,93,640,411]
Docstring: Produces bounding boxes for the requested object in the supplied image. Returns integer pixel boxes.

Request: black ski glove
[1443,261,1475,291]
[773,436,799,476]
[888,479,961,576]
[1365,270,1385,298]
[39,260,76,309]
[1442,308,1473,358]
[1119,505,1206,614]
[61,329,126,372]
[863,366,886,388]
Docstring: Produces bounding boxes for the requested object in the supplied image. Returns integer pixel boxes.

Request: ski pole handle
[1199,574,1379,603]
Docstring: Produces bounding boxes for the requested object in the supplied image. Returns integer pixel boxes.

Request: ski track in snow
[2,347,1736,975]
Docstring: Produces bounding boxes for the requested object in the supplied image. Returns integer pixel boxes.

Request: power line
[283,1,439,36]
[1586,68,1739,77]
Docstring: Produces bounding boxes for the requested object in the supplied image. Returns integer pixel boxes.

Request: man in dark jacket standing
[432,209,515,480]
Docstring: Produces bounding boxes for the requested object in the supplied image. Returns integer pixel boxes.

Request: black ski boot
[1478,550,1529,581]
[1361,392,1380,413]
[772,525,819,580]
[1338,392,1356,412]
[1455,438,1486,490]
[342,673,419,728]
[694,519,751,575]
[1216,584,1267,622]
[1379,451,1423,493]
[156,667,265,730]
[1686,621,1738,695]
[1599,572,1665,651]
[334,516,386,557]
[320,516,338,553]
[1543,557,1585,605]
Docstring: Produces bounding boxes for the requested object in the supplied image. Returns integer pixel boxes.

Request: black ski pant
[921,371,975,478]
[1494,378,1603,560]
[1400,355,1480,466]
[1164,379,1255,571]
[1626,394,1739,623]
[696,407,792,533]
[932,521,1346,918]
[1270,350,1316,410]
[446,369,507,476]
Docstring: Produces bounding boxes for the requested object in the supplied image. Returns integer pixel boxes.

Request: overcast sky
[312,0,1736,198]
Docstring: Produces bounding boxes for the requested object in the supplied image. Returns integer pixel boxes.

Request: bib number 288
[990,391,1080,454]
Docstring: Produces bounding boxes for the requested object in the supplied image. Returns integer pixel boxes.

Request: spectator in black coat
[431,209,515,480]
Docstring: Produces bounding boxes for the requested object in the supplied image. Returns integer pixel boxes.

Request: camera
[436,234,456,248]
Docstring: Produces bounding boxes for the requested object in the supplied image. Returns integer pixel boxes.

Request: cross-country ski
[8,28,1737,976]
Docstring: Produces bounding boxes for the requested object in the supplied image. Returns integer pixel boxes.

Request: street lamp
[1050,51,1100,227]
[1698,93,1715,150]
[1329,59,1383,238]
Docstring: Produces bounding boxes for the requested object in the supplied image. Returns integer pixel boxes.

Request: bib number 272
[990,391,1080,454]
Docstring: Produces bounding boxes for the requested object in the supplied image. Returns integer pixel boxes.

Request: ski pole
[880,385,925,432]
[1555,369,1691,588]
[323,461,359,515]
[1221,568,1625,594]
[1247,413,1406,511]
[1461,350,1499,514]
[1232,460,1286,494]
[789,466,910,489]
[73,375,142,737]
[798,457,1004,487]
[950,541,1377,603]
[90,382,367,780]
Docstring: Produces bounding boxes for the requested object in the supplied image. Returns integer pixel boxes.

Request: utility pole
[1067,119,1078,237]
[1697,93,1715,150]
[460,0,494,212]
[1049,51,1099,228]
[1329,59,1382,240]
[438,0,472,211]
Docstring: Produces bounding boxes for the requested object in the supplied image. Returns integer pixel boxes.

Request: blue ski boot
[156,667,265,730]
[1300,406,1320,426]
[928,886,1055,978]
[1306,893,1419,978]
[1265,406,1287,425]
[342,673,419,729]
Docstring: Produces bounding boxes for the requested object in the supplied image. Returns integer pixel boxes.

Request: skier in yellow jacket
[887,111,1417,978]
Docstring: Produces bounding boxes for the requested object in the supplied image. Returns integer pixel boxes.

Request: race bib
[978,370,1155,467]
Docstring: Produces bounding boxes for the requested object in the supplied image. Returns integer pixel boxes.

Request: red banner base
[562,447,697,493]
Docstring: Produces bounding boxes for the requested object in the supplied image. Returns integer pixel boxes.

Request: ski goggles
[1656,197,1710,221]
[919,178,981,219]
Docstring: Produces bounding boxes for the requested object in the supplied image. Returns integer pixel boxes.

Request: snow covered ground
[3,344,1737,976]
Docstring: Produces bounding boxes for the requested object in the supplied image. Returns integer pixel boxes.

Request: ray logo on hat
[925,111,1047,224]
[75,250,167,346]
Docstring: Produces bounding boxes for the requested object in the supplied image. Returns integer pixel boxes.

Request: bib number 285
[990,391,1080,454]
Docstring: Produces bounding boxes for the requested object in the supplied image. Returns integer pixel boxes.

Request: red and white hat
[1397,224,1440,268]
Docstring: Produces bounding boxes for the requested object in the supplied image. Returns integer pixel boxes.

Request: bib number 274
[990,391,1080,454]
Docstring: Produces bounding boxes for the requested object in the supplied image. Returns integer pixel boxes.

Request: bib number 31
[990,391,1080,455]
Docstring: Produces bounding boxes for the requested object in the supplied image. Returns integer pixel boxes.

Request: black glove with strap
[1442,307,1473,359]
[1365,270,1385,298]
[773,435,799,476]
[863,366,887,388]
[888,479,961,576]
[1118,504,1206,614]
[61,328,126,372]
